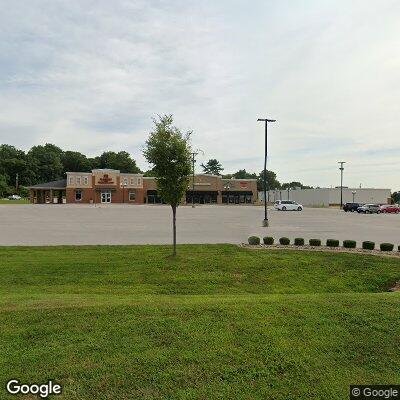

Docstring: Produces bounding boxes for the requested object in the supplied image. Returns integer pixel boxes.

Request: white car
[274,200,303,211]
[8,194,22,200]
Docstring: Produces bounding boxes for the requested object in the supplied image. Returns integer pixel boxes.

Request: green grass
[0,198,29,204]
[1,244,399,399]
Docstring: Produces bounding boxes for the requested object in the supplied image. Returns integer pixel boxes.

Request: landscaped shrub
[279,237,290,245]
[326,239,339,247]
[263,236,274,245]
[362,241,375,250]
[294,238,304,246]
[248,236,260,245]
[309,239,321,246]
[380,243,394,252]
[343,240,357,249]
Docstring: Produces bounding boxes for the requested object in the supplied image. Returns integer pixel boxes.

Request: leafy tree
[201,159,224,175]
[0,174,10,197]
[143,115,192,256]
[62,151,91,172]
[257,170,281,191]
[232,169,257,180]
[0,145,30,187]
[392,191,400,204]
[281,181,312,190]
[27,144,64,183]
[95,151,141,173]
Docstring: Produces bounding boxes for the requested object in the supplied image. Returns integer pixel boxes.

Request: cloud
[0,0,399,189]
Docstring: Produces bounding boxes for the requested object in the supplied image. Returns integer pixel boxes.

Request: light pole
[257,118,276,227]
[190,152,198,208]
[122,183,127,203]
[352,190,356,203]
[338,161,346,208]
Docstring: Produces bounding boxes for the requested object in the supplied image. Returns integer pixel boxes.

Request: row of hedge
[247,236,399,252]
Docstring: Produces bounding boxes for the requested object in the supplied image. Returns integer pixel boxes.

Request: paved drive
[0,204,399,246]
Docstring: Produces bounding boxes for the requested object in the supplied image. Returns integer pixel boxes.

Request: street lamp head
[257,118,276,122]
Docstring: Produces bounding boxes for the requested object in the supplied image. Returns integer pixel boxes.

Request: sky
[1,0,399,189]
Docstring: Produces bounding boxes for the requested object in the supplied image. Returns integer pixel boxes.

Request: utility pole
[338,161,346,208]
[191,152,198,208]
[15,173,19,192]
[257,118,276,227]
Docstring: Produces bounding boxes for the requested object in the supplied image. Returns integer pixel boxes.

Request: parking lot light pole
[338,161,346,208]
[352,190,356,203]
[287,187,291,200]
[258,118,276,227]
[191,152,198,208]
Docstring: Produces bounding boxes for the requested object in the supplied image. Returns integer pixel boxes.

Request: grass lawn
[0,198,29,204]
[1,244,399,399]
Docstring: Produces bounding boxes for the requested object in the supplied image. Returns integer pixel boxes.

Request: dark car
[357,204,381,214]
[343,202,363,212]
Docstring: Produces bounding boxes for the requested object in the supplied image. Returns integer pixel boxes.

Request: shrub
[326,239,339,247]
[294,238,304,246]
[309,239,321,246]
[362,241,375,250]
[343,240,356,248]
[263,236,274,245]
[380,243,394,252]
[279,237,290,245]
[248,236,260,245]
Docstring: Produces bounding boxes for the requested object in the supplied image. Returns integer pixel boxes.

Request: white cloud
[0,0,399,189]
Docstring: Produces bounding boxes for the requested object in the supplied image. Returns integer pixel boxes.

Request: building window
[137,178,142,186]
[69,176,74,185]
[129,191,136,202]
[130,178,135,185]
[76,177,81,185]
[75,190,82,201]
[84,176,88,185]
[123,178,128,185]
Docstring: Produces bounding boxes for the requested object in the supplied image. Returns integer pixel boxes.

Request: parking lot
[0,204,399,247]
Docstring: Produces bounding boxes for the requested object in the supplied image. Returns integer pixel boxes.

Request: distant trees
[392,191,400,203]
[201,159,224,175]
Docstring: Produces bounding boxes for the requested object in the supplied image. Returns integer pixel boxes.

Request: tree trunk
[172,204,177,256]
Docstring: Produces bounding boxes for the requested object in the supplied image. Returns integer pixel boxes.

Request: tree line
[0,143,310,197]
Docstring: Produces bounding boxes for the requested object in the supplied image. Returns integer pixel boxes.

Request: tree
[232,169,257,180]
[0,145,30,187]
[62,151,91,172]
[27,144,64,184]
[0,174,10,197]
[95,151,141,173]
[143,115,192,256]
[392,191,400,204]
[257,170,281,191]
[201,159,224,175]
[281,181,312,190]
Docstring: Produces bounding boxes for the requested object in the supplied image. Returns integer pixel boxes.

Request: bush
[294,238,304,246]
[248,236,260,245]
[343,240,357,248]
[362,241,375,250]
[309,239,321,246]
[263,236,274,245]
[326,239,339,247]
[279,237,290,245]
[380,243,394,252]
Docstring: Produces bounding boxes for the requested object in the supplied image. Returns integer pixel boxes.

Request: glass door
[101,191,112,203]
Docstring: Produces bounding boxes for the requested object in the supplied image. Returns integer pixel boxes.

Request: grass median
[1,244,399,399]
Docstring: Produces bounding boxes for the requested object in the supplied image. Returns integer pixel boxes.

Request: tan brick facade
[30,170,258,205]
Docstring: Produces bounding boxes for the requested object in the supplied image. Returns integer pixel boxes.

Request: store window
[84,176,88,185]
[75,189,82,201]
[76,177,81,185]
[69,176,74,185]
[130,178,135,185]
[129,191,136,202]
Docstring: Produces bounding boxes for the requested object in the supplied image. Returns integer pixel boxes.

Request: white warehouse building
[259,188,392,207]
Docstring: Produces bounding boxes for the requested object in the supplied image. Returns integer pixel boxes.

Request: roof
[28,179,67,190]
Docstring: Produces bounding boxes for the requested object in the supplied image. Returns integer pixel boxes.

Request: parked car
[8,194,22,200]
[274,200,303,211]
[357,204,381,214]
[343,202,363,212]
[379,204,400,213]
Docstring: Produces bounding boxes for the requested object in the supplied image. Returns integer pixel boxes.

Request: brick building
[28,169,258,205]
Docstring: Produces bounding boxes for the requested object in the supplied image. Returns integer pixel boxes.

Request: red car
[379,204,400,213]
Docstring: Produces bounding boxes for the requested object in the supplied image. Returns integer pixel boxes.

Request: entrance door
[101,191,112,203]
